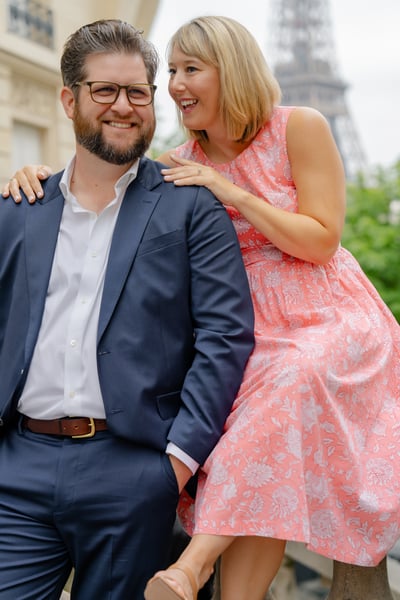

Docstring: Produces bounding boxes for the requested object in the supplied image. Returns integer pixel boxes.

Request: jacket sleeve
[167,186,255,464]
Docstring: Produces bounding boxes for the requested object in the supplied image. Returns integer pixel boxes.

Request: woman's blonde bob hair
[167,15,281,143]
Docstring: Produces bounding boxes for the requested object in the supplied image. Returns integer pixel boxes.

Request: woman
[4,16,400,600]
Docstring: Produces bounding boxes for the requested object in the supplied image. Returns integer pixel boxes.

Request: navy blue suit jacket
[0,157,254,465]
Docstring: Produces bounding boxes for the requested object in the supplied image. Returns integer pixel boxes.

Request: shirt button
[70,339,77,347]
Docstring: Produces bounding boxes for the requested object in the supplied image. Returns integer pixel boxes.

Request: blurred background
[1,0,399,185]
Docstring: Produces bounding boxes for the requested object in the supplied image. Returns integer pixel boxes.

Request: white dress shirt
[18,157,198,474]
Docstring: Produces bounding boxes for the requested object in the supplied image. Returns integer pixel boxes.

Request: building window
[7,0,54,49]
[12,122,44,172]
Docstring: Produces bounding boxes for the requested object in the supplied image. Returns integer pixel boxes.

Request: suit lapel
[24,190,65,358]
[22,162,162,349]
[97,182,159,341]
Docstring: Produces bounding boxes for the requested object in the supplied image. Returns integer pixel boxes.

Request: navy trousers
[0,422,179,599]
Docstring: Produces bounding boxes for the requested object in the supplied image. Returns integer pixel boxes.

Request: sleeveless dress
[176,106,400,566]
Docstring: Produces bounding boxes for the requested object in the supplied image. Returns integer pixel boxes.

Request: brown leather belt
[22,416,108,438]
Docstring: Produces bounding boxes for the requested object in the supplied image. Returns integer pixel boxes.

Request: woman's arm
[161,107,346,265]
[1,150,179,203]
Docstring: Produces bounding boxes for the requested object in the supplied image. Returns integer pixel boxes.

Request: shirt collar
[59,157,140,210]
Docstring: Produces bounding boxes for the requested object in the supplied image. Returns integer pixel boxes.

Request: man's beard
[73,106,154,165]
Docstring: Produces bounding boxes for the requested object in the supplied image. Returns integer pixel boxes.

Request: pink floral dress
[176,106,400,566]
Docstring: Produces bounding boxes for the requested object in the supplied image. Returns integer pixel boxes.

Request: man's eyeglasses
[74,81,157,106]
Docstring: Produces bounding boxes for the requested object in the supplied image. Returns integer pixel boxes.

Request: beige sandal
[144,562,197,600]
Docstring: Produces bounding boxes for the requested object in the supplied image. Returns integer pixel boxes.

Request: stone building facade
[0,0,159,187]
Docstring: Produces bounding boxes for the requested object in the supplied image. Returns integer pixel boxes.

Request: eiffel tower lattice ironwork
[268,0,367,179]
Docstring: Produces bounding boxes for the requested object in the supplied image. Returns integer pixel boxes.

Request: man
[0,20,254,599]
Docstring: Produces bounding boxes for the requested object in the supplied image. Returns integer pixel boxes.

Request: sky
[148,0,400,170]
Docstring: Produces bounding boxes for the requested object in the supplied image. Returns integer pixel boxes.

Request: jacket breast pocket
[137,230,184,256]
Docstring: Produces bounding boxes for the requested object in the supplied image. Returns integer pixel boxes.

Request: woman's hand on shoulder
[161,155,213,185]
[2,165,52,203]
[160,154,240,207]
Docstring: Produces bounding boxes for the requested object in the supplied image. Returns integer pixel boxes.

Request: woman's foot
[144,562,197,600]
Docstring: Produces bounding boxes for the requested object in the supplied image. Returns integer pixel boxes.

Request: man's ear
[60,86,75,120]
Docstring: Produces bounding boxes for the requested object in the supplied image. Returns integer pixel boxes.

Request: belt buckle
[72,417,95,439]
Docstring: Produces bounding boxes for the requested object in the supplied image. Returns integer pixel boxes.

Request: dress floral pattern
[176,106,400,566]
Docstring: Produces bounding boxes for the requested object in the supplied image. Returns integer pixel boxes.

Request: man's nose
[111,89,135,112]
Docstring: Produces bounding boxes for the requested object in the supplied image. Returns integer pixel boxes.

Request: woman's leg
[145,534,286,600]
[219,537,286,600]
[145,533,234,599]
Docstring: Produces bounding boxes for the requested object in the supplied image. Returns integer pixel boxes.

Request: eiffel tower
[267,0,367,179]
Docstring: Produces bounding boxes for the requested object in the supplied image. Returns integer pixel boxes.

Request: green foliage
[342,160,400,321]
